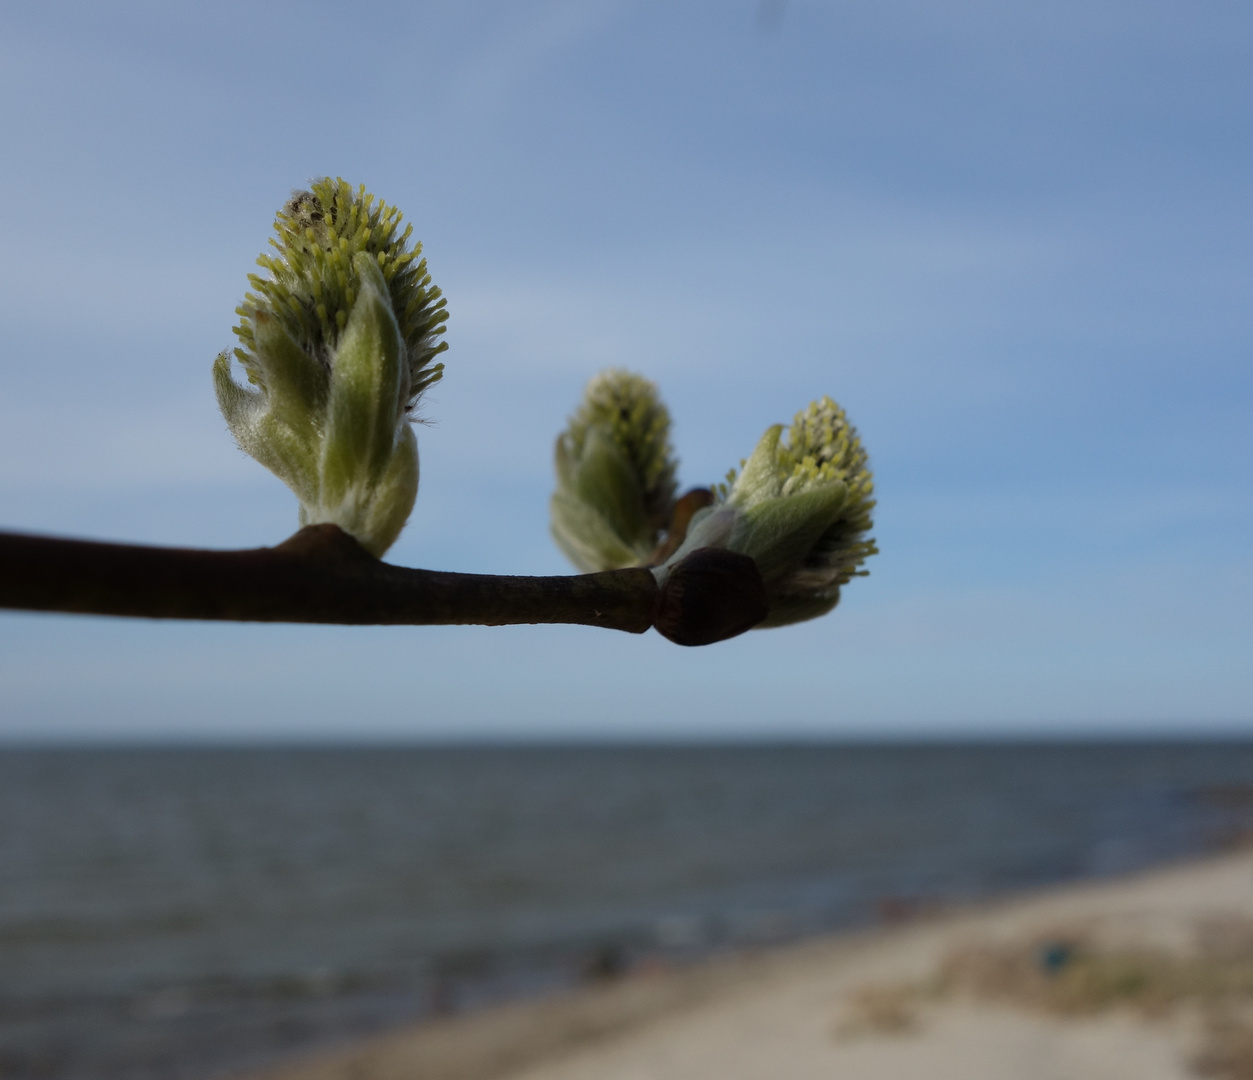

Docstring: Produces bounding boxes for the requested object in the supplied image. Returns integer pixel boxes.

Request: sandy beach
[231,849,1253,1080]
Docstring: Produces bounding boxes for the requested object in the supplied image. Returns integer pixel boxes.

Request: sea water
[3,742,1253,1079]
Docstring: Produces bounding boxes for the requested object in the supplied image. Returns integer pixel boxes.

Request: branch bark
[0,524,768,645]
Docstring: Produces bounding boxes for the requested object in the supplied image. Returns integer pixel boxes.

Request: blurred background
[0,0,1248,739]
[1,1,1251,1078]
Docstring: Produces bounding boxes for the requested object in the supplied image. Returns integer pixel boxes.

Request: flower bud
[659,396,877,627]
[550,370,678,572]
[214,179,448,557]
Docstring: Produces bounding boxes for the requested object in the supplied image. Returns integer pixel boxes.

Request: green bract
[213,179,448,557]
[551,370,678,572]
[662,396,877,627]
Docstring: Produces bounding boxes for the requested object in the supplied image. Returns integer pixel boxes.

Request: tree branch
[0,524,768,645]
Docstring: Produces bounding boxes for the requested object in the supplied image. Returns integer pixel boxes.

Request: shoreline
[231,848,1253,1080]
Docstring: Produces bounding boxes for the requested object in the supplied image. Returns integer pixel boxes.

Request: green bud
[550,369,678,572]
[214,179,448,556]
[660,396,877,628]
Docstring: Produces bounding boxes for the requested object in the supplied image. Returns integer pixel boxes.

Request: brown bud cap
[648,487,716,566]
[653,547,769,647]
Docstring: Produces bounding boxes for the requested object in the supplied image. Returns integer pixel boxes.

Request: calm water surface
[3,742,1253,1079]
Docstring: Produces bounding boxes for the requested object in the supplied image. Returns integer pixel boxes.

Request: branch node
[653,547,768,647]
[272,524,376,568]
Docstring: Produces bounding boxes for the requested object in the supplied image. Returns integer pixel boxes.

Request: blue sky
[0,0,1249,739]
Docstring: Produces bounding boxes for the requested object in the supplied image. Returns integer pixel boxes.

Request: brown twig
[0,524,768,646]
